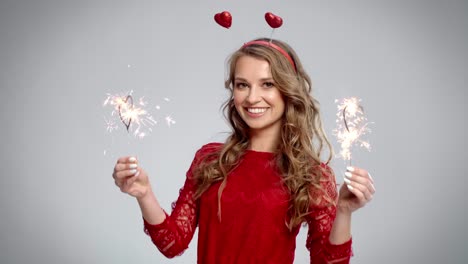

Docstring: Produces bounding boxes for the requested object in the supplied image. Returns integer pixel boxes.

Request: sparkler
[333,97,372,166]
[102,63,177,157]
[103,91,157,138]
[103,91,177,140]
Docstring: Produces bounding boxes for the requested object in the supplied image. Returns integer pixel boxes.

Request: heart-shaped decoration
[118,95,134,131]
[214,11,232,29]
[265,12,283,29]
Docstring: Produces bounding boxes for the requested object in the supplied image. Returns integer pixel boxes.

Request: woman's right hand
[112,156,151,199]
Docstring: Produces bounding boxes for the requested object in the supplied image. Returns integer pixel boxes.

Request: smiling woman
[233,56,286,146]
[112,38,375,263]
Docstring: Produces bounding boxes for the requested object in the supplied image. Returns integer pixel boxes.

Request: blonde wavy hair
[193,38,334,230]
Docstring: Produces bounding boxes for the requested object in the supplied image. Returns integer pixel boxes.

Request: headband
[242,40,297,72]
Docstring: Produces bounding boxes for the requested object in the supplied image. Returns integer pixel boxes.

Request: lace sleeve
[142,143,220,258]
[143,176,198,258]
[306,164,353,264]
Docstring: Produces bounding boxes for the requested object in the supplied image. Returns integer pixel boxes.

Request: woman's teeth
[247,108,267,114]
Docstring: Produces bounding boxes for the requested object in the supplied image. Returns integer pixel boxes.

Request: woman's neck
[248,129,280,153]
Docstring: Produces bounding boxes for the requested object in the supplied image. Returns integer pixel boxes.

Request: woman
[112,38,375,263]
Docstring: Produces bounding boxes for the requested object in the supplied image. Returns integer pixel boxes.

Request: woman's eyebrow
[234,77,248,82]
[234,77,273,82]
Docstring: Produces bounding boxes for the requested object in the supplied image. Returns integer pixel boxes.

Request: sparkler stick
[118,95,133,131]
[333,97,372,166]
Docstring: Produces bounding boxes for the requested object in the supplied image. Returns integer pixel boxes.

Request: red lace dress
[143,143,353,263]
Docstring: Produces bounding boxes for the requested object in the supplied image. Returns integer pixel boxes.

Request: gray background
[1,0,467,263]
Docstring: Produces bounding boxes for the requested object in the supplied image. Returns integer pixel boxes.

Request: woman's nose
[246,86,261,104]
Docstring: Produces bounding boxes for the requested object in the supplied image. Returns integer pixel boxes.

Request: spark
[139,96,147,106]
[104,117,119,133]
[103,90,157,138]
[165,115,176,127]
[333,97,372,164]
[164,97,170,102]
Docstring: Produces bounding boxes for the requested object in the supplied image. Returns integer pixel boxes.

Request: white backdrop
[1,0,467,263]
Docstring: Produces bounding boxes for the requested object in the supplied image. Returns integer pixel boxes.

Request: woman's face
[233,55,285,136]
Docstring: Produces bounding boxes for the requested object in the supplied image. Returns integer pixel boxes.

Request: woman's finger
[343,178,373,202]
[346,167,375,192]
[120,172,140,193]
[114,162,138,173]
[114,157,138,171]
[125,170,140,186]
[344,183,366,203]
[115,156,137,165]
[344,171,375,194]
[113,168,138,180]
[346,166,374,184]
[113,157,138,180]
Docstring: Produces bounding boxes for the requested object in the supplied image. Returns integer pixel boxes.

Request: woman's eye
[264,82,275,88]
[235,83,248,89]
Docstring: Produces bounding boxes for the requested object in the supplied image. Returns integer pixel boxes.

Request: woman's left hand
[337,166,375,214]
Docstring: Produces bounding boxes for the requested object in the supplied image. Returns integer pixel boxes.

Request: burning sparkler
[103,91,157,138]
[333,97,372,165]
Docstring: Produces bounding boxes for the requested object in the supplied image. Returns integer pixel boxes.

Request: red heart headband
[242,40,296,72]
[214,11,296,73]
[214,11,283,29]
[214,11,232,28]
